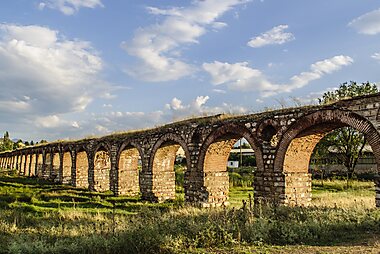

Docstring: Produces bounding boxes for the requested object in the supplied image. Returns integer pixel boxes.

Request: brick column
[109,144,118,194]
[71,151,77,186]
[87,153,95,191]
[140,154,156,201]
[375,174,380,208]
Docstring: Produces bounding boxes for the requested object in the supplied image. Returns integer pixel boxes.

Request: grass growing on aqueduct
[0,170,379,254]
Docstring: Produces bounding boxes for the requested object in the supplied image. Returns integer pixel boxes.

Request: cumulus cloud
[74,95,247,137]
[348,9,380,35]
[247,25,294,48]
[203,55,353,96]
[372,52,380,61]
[122,0,250,82]
[0,24,109,121]
[38,0,104,15]
[165,96,247,120]
[203,61,277,95]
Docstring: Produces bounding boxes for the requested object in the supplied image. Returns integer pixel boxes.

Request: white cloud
[84,95,248,136]
[203,55,353,96]
[0,24,109,118]
[35,115,80,130]
[212,89,227,94]
[203,61,278,95]
[165,95,247,120]
[38,0,104,15]
[371,52,380,61]
[247,25,294,48]
[348,9,380,35]
[122,0,250,82]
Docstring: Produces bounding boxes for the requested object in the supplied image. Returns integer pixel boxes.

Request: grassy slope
[0,171,379,254]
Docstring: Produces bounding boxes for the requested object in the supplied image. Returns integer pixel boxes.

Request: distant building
[227,161,239,168]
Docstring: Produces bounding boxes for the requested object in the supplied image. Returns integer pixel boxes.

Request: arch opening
[30,153,37,176]
[62,152,72,184]
[76,151,89,189]
[36,153,43,177]
[149,138,190,203]
[276,110,380,208]
[94,148,111,192]
[52,153,60,182]
[118,144,141,196]
[199,124,261,207]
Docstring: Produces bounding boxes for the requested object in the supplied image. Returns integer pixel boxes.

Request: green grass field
[0,170,378,253]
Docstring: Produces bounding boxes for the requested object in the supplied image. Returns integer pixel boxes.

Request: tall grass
[0,170,379,253]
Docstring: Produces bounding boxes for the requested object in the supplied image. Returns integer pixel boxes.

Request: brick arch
[197,123,262,207]
[149,133,191,169]
[146,133,191,202]
[275,109,380,171]
[116,140,144,196]
[93,141,112,154]
[117,141,144,163]
[274,109,380,206]
[198,123,263,171]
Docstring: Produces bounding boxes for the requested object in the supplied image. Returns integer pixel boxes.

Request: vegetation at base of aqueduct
[0,170,378,254]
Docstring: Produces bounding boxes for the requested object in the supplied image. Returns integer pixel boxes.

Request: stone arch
[274,109,380,207]
[197,123,262,207]
[146,133,191,202]
[116,141,143,196]
[75,148,89,189]
[93,143,112,192]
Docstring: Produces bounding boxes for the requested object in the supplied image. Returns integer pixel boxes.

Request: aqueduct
[1,94,379,207]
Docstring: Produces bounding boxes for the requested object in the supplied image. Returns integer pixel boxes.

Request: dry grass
[311,179,375,208]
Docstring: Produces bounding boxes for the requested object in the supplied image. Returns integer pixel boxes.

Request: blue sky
[0,0,379,142]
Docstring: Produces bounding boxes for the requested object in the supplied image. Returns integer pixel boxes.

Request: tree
[318,81,378,104]
[0,131,13,152]
[313,81,378,186]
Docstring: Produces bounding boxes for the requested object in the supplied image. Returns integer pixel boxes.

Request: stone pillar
[88,153,95,191]
[255,142,283,206]
[140,153,156,201]
[375,174,380,208]
[71,151,77,186]
[184,143,204,204]
[109,144,118,194]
